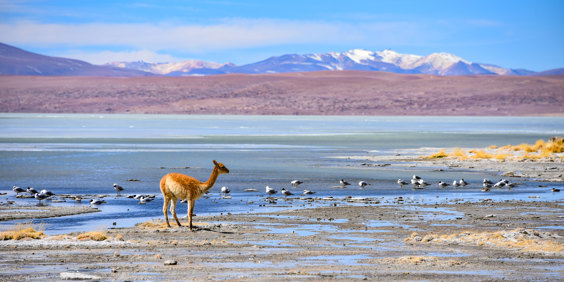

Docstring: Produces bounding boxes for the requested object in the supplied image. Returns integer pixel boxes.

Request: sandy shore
[0,198,562,281]
[1,154,563,281]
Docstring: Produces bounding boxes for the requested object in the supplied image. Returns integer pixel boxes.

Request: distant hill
[1,71,562,115]
[0,43,152,76]
[1,42,562,77]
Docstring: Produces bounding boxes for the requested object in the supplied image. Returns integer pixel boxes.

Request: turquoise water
[0,114,563,234]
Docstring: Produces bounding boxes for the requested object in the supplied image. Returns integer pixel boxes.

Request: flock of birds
[11,175,560,205]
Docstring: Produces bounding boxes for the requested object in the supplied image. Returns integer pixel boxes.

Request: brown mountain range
[0,71,563,115]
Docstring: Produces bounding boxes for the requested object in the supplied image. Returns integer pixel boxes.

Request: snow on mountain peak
[344,49,375,64]
[420,52,470,70]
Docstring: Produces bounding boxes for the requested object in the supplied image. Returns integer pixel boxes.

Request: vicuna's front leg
[163,196,171,227]
[170,198,182,227]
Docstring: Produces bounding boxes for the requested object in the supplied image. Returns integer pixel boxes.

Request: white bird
[494,181,506,188]
[34,193,49,201]
[113,183,124,194]
[397,179,408,186]
[411,178,419,185]
[221,186,230,194]
[459,179,468,186]
[27,187,38,195]
[139,197,147,204]
[12,186,25,194]
[483,183,492,189]
[40,189,54,197]
[412,175,421,180]
[90,199,106,205]
[438,181,449,188]
[340,179,351,186]
[483,178,494,185]
[281,188,293,196]
[453,180,460,187]
[266,186,277,195]
[418,179,430,186]
[303,190,316,195]
[291,180,303,186]
[358,181,370,188]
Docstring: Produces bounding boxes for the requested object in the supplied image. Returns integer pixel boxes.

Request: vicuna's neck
[201,166,220,192]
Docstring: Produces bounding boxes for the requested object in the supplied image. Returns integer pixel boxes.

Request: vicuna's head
[213,160,230,174]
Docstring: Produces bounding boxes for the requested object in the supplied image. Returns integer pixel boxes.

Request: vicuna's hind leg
[170,197,182,227]
[163,196,171,227]
[188,199,196,230]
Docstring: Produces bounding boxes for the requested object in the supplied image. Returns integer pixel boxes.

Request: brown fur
[160,160,229,229]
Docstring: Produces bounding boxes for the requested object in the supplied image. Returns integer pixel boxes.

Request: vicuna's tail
[160,174,168,195]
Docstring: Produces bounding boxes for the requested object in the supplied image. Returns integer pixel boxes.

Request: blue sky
[1,0,563,71]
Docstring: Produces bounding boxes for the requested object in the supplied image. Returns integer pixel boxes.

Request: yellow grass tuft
[451,148,469,160]
[469,149,493,159]
[0,223,45,240]
[76,231,107,241]
[425,149,448,159]
[424,137,563,162]
[0,223,46,240]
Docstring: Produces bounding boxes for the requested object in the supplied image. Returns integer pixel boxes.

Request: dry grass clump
[76,231,107,241]
[0,223,45,240]
[426,149,448,159]
[423,137,563,161]
[378,256,465,267]
[406,229,564,255]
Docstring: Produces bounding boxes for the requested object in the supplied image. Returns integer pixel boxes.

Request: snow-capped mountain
[108,49,528,76]
[229,49,525,76]
[105,60,234,76]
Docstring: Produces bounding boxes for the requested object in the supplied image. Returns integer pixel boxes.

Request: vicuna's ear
[213,160,218,166]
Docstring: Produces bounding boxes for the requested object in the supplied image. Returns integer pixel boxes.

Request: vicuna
[160,160,229,230]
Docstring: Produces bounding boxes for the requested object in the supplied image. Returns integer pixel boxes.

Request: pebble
[164,260,177,265]
[60,272,101,280]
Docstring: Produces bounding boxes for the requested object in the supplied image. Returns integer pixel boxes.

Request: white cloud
[60,49,180,64]
[0,19,431,53]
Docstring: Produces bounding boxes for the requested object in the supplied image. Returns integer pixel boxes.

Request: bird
[113,183,124,194]
[340,179,351,186]
[494,181,506,188]
[452,180,460,187]
[412,175,421,180]
[397,179,408,186]
[40,189,54,197]
[281,188,293,196]
[90,199,106,205]
[291,180,303,187]
[411,178,419,185]
[221,186,230,194]
[126,194,136,198]
[483,178,494,185]
[139,196,154,204]
[552,188,560,192]
[302,190,316,195]
[34,193,49,201]
[27,187,38,195]
[358,181,370,188]
[12,186,25,195]
[438,181,449,188]
[459,179,468,186]
[266,186,277,195]
[483,183,492,189]
[417,179,430,186]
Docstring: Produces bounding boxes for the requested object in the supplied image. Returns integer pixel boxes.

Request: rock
[502,171,516,177]
[60,272,101,280]
[164,260,177,265]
